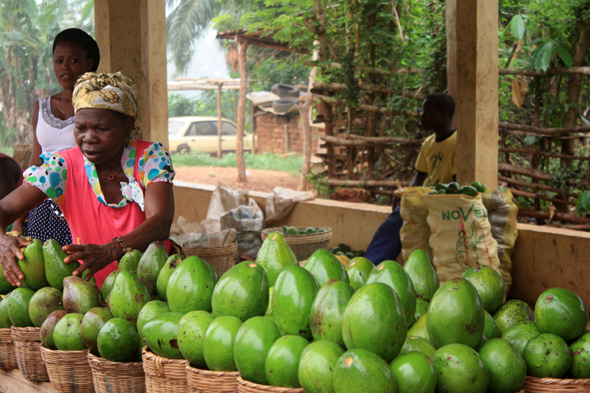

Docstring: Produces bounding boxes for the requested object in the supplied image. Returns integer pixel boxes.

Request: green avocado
[310,279,355,347]
[136,300,170,340]
[399,336,436,358]
[19,239,49,290]
[211,262,269,321]
[431,343,489,393]
[155,254,182,301]
[367,260,416,326]
[471,181,487,192]
[43,239,80,291]
[483,310,502,341]
[28,287,64,327]
[523,333,571,378]
[143,312,184,359]
[166,256,218,313]
[178,310,215,368]
[534,287,588,342]
[136,241,168,295]
[117,249,143,274]
[462,265,506,314]
[7,287,35,327]
[435,183,448,193]
[501,321,541,357]
[97,317,139,362]
[445,182,462,194]
[333,348,396,393]
[265,335,309,388]
[39,310,67,349]
[108,271,151,323]
[390,351,437,393]
[0,296,12,328]
[493,299,534,334]
[346,257,374,290]
[0,270,16,295]
[304,249,350,286]
[461,185,479,197]
[203,316,243,371]
[426,278,485,349]
[271,265,319,339]
[101,271,117,301]
[298,340,344,393]
[233,316,280,385]
[415,298,429,321]
[54,313,86,351]
[255,232,298,287]
[404,249,439,302]
[63,276,101,314]
[80,307,113,354]
[407,314,430,341]
[569,331,590,378]
[479,338,526,393]
[342,282,407,362]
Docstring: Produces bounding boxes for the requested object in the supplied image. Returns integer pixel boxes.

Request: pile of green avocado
[426,181,488,196]
[330,243,364,259]
[2,234,590,393]
[280,226,328,236]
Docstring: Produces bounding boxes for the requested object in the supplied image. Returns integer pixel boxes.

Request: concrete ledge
[0,368,55,393]
[174,182,590,305]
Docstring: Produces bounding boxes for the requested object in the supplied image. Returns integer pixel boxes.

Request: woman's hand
[0,234,30,286]
[63,241,123,280]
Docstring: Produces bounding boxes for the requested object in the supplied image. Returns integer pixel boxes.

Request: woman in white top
[24,28,100,246]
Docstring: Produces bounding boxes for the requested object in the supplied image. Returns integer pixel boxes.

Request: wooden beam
[320,134,422,148]
[328,180,411,187]
[312,81,426,99]
[500,122,590,135]
[217,83,223,159]
[236,40,247,183]
[454,0,499,188]
[315,94,419,117]
[499,67,590,76]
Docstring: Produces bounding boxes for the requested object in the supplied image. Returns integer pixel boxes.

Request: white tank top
[36,96,76,154]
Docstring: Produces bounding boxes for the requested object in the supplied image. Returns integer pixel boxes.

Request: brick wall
[255,112,320,154]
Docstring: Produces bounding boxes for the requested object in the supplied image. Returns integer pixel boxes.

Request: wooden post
[298,63,318,191]
[454,0,499,188]
[236,40,248,183]
[446,0,457,98]
[217,83,223,159]
[283,125,290,153]
[251,104,257,155]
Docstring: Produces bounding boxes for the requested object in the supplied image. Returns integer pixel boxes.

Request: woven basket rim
[262,227,332,237]
[186,363,240,377]
[11,326,41,341]
[87,350,143,367]
[184,241,238,252]
[524,375,590,386]
[0,327,13,341]
[236,376,305,392]
[40,344,90,363]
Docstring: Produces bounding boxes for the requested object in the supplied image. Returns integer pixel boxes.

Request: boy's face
[420,99,446,131]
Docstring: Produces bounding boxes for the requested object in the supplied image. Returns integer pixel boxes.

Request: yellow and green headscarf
[72,72,137,117]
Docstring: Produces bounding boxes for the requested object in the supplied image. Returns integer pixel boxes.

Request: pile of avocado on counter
[3,233,589,393]
[427,181,488,196]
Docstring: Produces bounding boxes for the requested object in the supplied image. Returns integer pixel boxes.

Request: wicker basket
[522,376,590,392]
[236,376,304,393]
[11,326,50,382]
[88,352,146,393]
[0,328,17,369]
[186,364,239,393]
[183,242,238,276]
[40,345,94,393]
[142,347,188,393]
[261,227,332,261]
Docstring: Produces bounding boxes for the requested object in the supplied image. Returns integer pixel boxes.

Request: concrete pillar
[452,0,499,188]
[94,0,168,147]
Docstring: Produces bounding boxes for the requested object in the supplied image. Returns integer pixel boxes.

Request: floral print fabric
[23,137,174,212]
[73,72,138,117]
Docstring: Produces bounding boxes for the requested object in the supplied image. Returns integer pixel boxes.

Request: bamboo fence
[312,67,590,226]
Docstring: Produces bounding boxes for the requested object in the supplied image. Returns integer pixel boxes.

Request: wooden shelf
[0,368,56,393]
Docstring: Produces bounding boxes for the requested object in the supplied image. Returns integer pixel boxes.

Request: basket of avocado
[261,227,332,261]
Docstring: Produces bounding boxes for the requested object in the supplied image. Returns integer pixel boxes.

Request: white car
[168,116,255,154]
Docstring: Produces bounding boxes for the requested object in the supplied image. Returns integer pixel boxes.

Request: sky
[167,28,230,98]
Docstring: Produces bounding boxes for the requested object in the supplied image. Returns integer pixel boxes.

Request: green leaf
[524,136,536,146]
[554,41,573,68]
[510,14,525,40]
[578,191,590,213]
[80,0,94,23]
[533,41,555,72]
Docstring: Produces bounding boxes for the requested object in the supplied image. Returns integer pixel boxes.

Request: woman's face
[53,41,93,90]
[74,109,133,165]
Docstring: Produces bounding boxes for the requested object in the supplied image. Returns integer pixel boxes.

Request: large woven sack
[424,193,501,285]
[400,187,433,263]
[481,187,518,292]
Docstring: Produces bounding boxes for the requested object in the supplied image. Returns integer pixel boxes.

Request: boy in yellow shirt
[365,93,456,264]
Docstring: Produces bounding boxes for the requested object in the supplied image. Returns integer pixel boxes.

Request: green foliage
[171,151,302,175]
